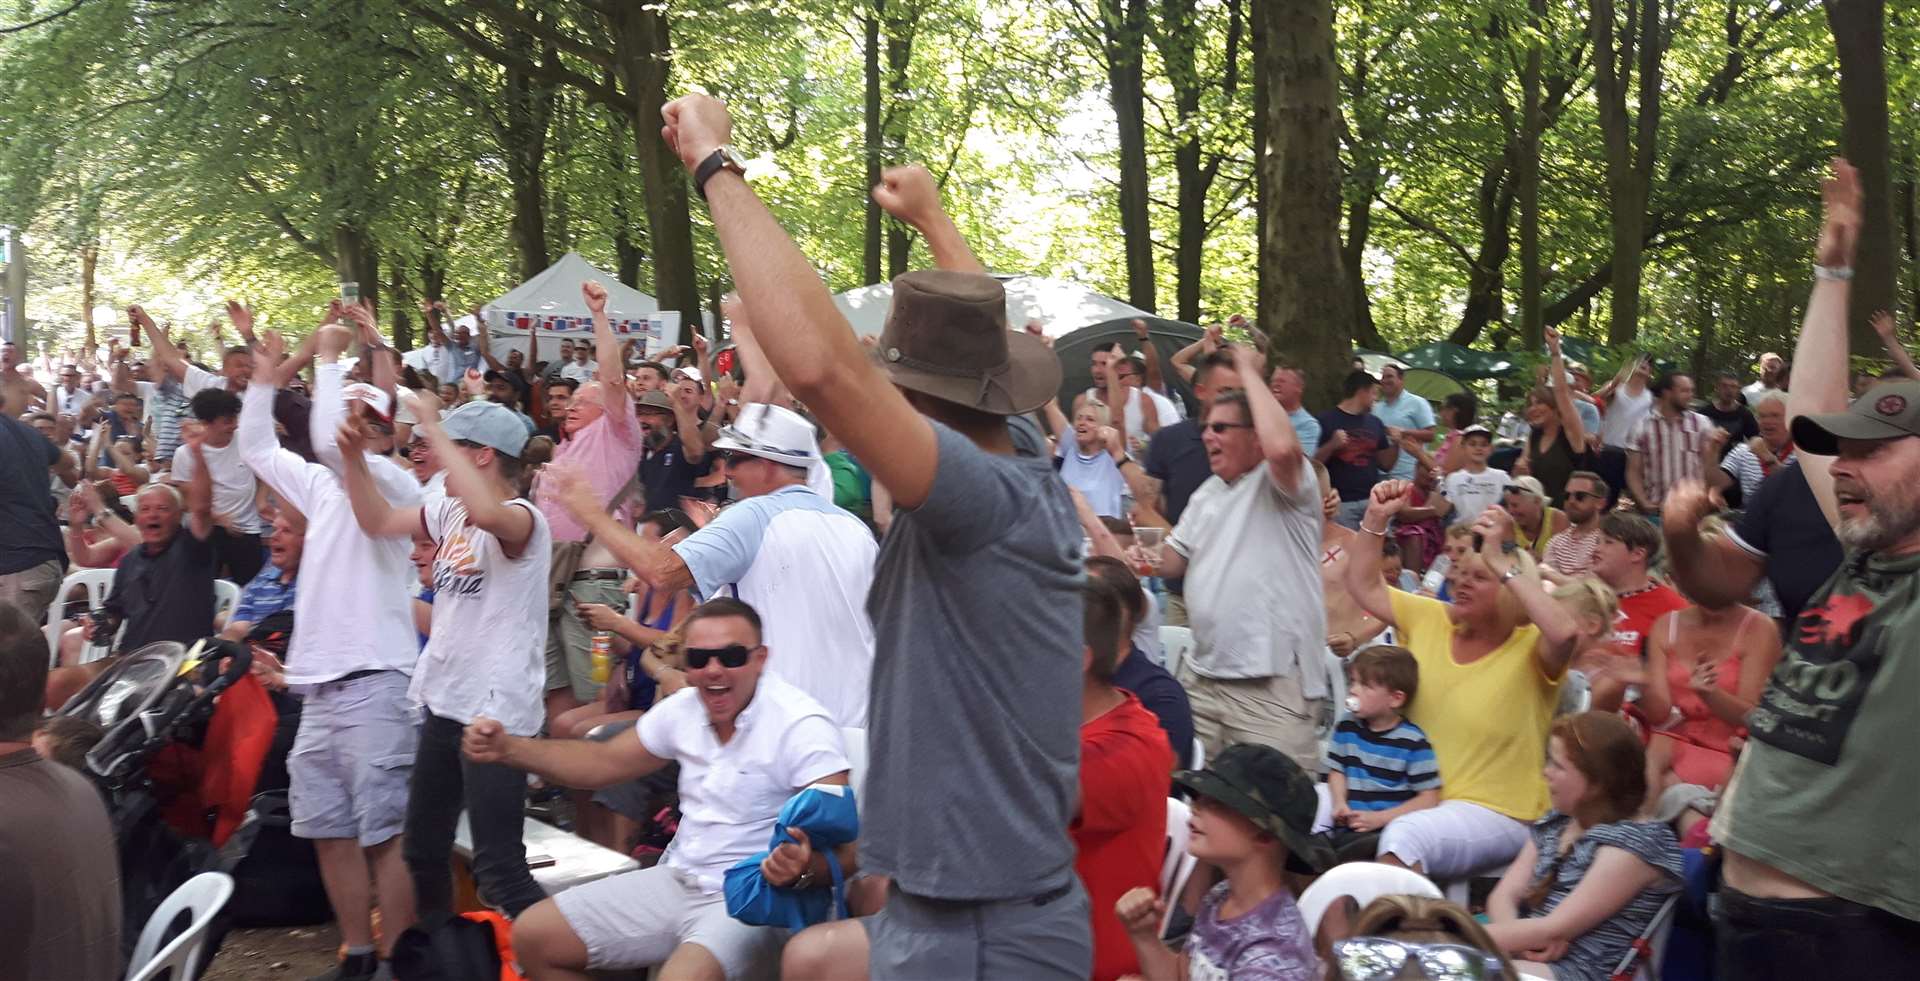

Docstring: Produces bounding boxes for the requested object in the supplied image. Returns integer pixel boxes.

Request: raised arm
[725,295,791,408]
[63,484,138,568]
[1545,327,1590,453]
[581,281,629,410]
[872,164,985,274]
[334,421,428,539]
[1474,507,1578,676]
[1871,311,1920,381]
[238,332,318,515]
[342,300,398,397]
[663,95,941,507]
[1791,158,1861,531]
[1131,318,1167,396]
[551,463,693,591]
[179,427,215,541]
[1343,481,1410,628]
[308,316,356,473]
[1233,343,1305,489]
[134,306,189,383]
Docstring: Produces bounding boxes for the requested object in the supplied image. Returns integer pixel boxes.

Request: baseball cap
[341,382,392,421]
[1172,743,1333,874]
[439,399,529,458]
[1504,475,1547,501]
[672,365,704,384]
[1460,424,1493,440]
[1791,379,1920,455]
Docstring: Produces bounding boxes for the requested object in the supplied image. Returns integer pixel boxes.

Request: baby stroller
[58,636,275,968]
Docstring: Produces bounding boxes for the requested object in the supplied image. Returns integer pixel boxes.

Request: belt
[571,569,627,582]
[899,881,1074,909]
[335,668,390,684]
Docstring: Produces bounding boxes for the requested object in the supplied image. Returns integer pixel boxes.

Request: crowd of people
[1,90,1916,981]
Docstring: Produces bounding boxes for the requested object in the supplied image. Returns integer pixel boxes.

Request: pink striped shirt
[1627,408,1711,506]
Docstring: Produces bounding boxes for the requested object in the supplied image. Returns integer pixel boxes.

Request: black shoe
[307,952,379,981]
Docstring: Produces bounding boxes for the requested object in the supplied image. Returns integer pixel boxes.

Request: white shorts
[551,865,784,978]
[1374,800,1529,880]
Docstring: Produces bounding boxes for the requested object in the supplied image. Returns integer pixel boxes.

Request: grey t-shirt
[862,416,1084,901]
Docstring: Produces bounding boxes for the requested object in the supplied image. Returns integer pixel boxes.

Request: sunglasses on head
[1332,938,1505,981]
[1204,421,1253,434]
[683,644,756,670]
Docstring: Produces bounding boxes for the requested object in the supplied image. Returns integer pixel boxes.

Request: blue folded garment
[723,783,860,930]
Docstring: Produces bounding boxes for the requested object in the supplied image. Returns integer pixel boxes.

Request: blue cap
[439,400,529,458]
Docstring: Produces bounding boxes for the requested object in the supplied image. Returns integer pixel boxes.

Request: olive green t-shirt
[1721,549,1920,921]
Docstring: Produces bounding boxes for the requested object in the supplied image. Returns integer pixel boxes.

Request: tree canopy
[0,0,1911,397]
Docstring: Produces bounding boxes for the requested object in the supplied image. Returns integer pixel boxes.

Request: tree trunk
[1516,0,1547,352]
[1104,0,1157,312]
[1153,0,1228,325]
[1689,261,1716,377]
[1824,0,1896,351]
[334,226,379,315]
[602,91,646,288]
[1343,190,1383,351]
[502,28,553,281]
[1449,156,1516,347]
[80,242,97,352]
[390,268,415,352]
[862,7,884,285]
[611,3,698,344]
[883,7,916,280]
[1253,0,1352,407]
[1590,0,1663,345]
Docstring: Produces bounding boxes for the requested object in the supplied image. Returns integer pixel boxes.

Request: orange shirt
[1072,692,1175,981]
[1611,583,1690,659]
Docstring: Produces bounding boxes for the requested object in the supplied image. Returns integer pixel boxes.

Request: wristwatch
[1500,564,1523,584]
[693,146,750,200]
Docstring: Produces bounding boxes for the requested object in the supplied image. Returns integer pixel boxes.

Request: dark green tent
[1396,341,1517,381]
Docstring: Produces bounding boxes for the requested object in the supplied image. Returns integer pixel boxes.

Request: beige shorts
[1179,663,1328,773]
[544,576,627,701]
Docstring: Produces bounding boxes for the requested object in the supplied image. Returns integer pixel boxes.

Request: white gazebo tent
[475,252,661,362]
[832,274,1148,339]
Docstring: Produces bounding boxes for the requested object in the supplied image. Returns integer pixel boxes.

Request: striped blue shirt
[1328,717,1441,811]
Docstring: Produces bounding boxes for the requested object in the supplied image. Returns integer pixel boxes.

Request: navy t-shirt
[0,415,65,576]
[1730,461,1844,624]
[1143,419,1211,525]
[637,434,710,512]
[1316,407,1389,502]
[1111,645,1195,771]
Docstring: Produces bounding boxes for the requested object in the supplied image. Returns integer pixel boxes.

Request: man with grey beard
[1665,159,1920,979]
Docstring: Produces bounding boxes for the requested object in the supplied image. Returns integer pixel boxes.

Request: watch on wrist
[693,146,750,201]
[1500,563,1522,584]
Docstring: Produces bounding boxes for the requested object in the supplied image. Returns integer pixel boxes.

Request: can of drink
[590,632,612,685]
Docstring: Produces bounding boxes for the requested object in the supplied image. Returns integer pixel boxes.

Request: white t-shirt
[238,374,422,684]
[1168,458,1326,692]
[1056,442,1128,519]
[170,439,265,534]
[1600,385,1653,448]
[671,484,878,727]
[637,676,850,893]
[414,497,552,736]
[560,360,597,384]
[1439,467,1509,526]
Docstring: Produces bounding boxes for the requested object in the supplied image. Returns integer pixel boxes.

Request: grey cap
[1791,379,1920,455]
[439,400,529,458]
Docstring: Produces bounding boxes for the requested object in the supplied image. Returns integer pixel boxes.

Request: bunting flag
[504,312,645,335]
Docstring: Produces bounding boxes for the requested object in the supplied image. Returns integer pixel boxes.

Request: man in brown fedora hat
[663,94,1091,978]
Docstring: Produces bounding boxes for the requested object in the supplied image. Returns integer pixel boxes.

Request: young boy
[1322,647,1441,848]
[1116,744,1331,980]
[1434,425,1507,526]
[1424,523,1477,600]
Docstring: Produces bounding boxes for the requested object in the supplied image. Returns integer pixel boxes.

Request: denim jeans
[1714,886,1920,980]
[403,711,547,919]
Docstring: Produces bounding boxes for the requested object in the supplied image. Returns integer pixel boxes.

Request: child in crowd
[1320,647,1441,857]
[1379,541,1420,594]
[32,715,105,772]
[1435,425,1507,527]
[1391,457,1446,574]
[1117,744,1331,981]
[1421,524,1477,600]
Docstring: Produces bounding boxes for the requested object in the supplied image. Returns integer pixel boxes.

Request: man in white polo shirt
[465,598,853,981]
[556,403,877,727]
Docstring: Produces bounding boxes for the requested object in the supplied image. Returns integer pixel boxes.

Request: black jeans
[1715,885,1920,980]
[403,712,547,919]
[209,526,266,584]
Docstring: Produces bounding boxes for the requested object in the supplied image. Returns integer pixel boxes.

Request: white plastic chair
[213,578,241,621]
[1190,735,1205,771]
[839,726,869,805]
[1296,861,1442,938]
[1159,797,1198,938]
[43,566,117,667]
[1160,625,1194,678]
[125,871,234,981]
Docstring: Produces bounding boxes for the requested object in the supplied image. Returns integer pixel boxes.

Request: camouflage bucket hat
[1173,743,1334,874]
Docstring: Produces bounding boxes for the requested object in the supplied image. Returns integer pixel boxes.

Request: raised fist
[660,93,735,171]
[871,164,942,226]
[581,280,609,315]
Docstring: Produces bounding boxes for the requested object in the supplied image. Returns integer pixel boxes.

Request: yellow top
[1513,507,1563,559]
[1389,590,1562,821]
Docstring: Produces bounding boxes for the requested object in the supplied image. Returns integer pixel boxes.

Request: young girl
[1486,712,1683,980]
[1116,744,1329,980]
[1550,577,1620,712]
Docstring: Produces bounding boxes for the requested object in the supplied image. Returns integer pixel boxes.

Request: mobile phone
[340,280,360,304]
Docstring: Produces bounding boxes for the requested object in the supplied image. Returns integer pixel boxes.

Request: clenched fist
[463,717,511,764]
[661,94,735,171]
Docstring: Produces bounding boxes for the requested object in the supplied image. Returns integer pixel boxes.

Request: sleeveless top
[619,588,680,712]
[1527,427,1594,506]
[1655,608,1761,789]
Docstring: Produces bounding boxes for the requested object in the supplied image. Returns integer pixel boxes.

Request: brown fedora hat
[874,270,1062,416]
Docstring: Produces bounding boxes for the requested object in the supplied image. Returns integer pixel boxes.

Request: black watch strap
[694,149,743,201]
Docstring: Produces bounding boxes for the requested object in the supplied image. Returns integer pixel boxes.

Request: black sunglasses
[1204,422,1254,434]
[1566,490,1601,502]
[684,644,756,669]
